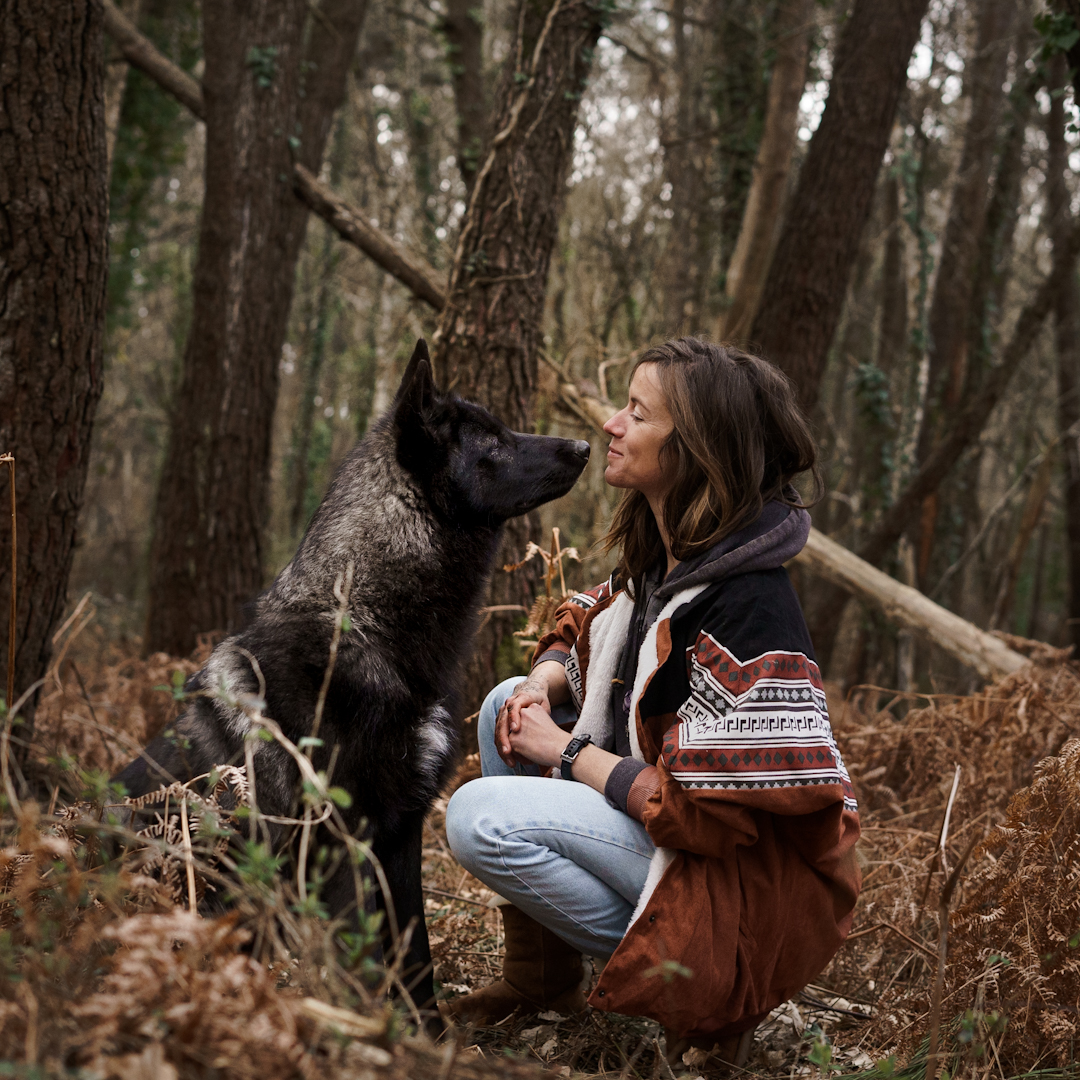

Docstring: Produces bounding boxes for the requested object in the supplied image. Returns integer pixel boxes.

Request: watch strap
[560,734,592,781]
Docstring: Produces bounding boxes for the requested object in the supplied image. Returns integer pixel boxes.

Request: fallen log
[793,528,1027,681]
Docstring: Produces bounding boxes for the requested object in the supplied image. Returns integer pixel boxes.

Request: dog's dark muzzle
[500,434,590,516]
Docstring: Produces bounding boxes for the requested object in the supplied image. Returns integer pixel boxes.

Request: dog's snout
[571,440,591,462]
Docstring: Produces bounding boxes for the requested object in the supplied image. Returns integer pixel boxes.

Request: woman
[444,338,860,1062]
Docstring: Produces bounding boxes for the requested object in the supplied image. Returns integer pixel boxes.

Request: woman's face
[603,362,675,500]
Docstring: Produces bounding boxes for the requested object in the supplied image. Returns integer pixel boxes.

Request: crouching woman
[444,338,861,1063]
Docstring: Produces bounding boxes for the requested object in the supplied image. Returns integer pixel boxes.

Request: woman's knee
[445,779,492,873]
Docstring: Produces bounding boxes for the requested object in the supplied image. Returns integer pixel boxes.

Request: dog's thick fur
[115,340,589,1020]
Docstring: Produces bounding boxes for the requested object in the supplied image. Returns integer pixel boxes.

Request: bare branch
[102,0,205,119]
[292,165,447,310]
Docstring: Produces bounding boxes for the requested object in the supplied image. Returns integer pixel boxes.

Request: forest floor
[5,609,1080,1079]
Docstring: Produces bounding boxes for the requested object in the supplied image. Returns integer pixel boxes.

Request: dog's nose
[571,440,591,461]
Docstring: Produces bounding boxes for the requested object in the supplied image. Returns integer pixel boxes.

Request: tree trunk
[1048,52,1080,655]
[712,0,769,276]
[749,0,929,410]
[658,0,716,330]
[912,0,1019,577]
[719,0,812,341]
[289,229,340,535]
[432,0,604,712]
[441,0,486,194]
[989,448,1054,631]
[144,0,369,655]
[876,173,908,377]
[0,0,109,728]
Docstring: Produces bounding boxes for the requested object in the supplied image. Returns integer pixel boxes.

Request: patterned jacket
[534,540,861,1037]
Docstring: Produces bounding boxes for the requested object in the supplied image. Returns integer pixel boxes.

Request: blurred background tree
[9,0,1080,720]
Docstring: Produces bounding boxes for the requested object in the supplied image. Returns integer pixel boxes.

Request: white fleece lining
[627,846,676,927]
[567,592,633,748]
[623,585,707,929]
[625,585,708,762]
[568,584,709,932]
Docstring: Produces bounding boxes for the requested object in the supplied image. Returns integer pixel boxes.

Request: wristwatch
[560,734,593,781]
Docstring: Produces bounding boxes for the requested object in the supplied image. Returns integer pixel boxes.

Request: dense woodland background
[6,4,1080,1076]
[7,0,1080,721]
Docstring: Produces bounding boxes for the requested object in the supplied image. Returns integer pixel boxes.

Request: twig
[0,677,44,813]
[924,833,980,1080]
[922,764,962,904]
[50,590,92,647]
[180,794,198,912]
[422,886,492,908]
[843,921,938,961]
[797,992,872,1020]
[312,562,354,745]
[69,661,101,727]
[1,454,14,714]
[597,347,645,402]
[940,765,962,871]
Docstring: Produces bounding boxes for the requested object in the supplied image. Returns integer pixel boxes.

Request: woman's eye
[630,412,644,422]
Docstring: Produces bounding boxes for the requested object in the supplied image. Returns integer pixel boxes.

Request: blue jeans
[445,677,655,958]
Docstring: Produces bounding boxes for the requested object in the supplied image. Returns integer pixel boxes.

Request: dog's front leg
[375,810,442,1035]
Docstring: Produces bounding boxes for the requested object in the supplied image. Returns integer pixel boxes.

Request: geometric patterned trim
[667,634,857,812]
[569,576,613,612]
[565,645,584,711]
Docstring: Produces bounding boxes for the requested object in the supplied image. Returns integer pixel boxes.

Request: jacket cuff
[626,766,662,822]
[604,757,650,813]
[533,647,570,668]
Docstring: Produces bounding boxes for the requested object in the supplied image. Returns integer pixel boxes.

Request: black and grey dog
[115,339,589,1020]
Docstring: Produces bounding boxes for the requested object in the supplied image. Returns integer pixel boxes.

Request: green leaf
[340,614,352,633]
[643,959,693,982]
[257,727,274,742]
[328,786,353,809]
[298,736,324,749]
[875,1054,897,1077]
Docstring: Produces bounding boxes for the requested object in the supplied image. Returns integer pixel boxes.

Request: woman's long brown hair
[604,338,820,596]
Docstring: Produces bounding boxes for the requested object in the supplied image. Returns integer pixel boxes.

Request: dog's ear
[394,339,436,422]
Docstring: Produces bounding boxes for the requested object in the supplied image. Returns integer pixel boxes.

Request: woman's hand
[506,704,572,770]
[494,661,568,767]
[508,705,624,795]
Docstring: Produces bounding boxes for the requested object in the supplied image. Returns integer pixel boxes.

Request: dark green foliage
[1035,9,1080,61]
[246,44,281,89]
[106,4,200,338]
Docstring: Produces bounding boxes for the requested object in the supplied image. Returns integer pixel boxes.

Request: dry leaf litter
[2,618,1078,1078]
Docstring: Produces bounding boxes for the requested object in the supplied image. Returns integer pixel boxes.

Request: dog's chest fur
[176,421,495,839]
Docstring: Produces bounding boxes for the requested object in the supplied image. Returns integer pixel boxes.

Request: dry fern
[949,738,1080,1069]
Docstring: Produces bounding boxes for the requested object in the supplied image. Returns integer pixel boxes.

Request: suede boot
[441,904,588,1026]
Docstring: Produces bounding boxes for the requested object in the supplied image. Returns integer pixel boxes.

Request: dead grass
[6,617,1080,1079]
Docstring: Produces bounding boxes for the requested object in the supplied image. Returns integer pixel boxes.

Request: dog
[115,339,589,1023]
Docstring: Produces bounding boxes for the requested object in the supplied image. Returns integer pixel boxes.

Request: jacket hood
[654,494,810,600]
